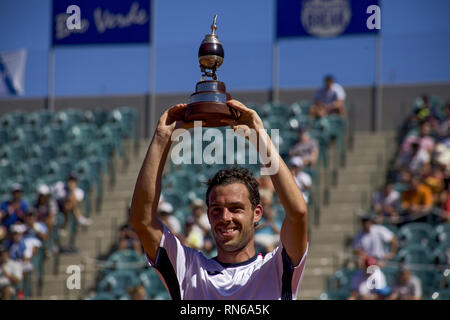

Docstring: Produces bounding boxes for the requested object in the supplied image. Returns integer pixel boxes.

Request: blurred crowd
[345,95,450,300]
[0,174,91,299]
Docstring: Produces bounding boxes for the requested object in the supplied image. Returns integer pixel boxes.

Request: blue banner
[277,0,380,38]
[52,0,150,46]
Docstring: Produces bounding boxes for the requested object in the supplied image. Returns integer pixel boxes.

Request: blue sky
[0,0,449,97]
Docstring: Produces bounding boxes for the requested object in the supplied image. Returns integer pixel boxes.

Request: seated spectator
[23,209,49,243]
[33,184,58,234]
[189,198,210,235]
[0,246,23,300]
[157,201,181,237]
[116,223,142,255]
[401,120,435,155]
[127,284,147,300]
[353,215,398,266]
[348,256,390,300]
[184,217,204,251]
[309,75,346,118]
[0,184,29,230]
[52,174,91,235]
[372,182,400,224]
[288,127,319,167]
[397,141,430,173]
[387,266,422,300]
[401,175,434,223]
[289,156,312,203]
[7,224,35,274]
[255,202,281,253]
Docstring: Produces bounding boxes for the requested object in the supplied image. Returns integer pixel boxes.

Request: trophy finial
[211,14,218,35]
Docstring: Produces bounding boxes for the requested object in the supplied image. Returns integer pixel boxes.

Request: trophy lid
[198,15,224,73]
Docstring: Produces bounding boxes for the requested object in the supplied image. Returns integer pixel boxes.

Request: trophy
[185,15,238,127]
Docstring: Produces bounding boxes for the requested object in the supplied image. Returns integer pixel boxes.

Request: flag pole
[147,0,156,139]
[48,30,55,111]
[271,0,279,103]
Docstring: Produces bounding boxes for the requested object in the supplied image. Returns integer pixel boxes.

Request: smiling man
[130,99,308,300]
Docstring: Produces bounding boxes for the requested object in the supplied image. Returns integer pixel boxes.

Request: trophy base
[185,101,235,127]
[185,80,237,127]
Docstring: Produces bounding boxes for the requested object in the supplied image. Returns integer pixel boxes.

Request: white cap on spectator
[11,224,26,234]
[191,198,205,209]
[289,156,304,168]
[37,184,50,195]
[11,183,23,192]
[159,202,173,214]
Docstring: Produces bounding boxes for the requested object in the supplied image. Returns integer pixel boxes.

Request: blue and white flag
[0,49,27,97]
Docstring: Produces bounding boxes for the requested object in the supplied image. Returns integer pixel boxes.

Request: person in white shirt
[353,216,398,267]
[130,100,309,300]
[289,156,312,204]
[0,246,23,300]
[348,256,390,300]
[310,75,346,118]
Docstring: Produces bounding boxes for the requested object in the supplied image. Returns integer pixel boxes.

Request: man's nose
[218,208,232,222]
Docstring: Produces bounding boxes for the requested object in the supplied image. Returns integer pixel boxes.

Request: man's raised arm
[223,100,308,266]
[129,104,192,262]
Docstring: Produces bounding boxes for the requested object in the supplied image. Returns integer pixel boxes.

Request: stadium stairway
[31,140,149,299]
[297,131,396,300]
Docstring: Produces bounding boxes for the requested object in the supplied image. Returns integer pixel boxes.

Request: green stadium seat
[319,288,349,300]
[104,250,146,272]
[398,223,434,248]
[86,292,116,300]
[327,268,356,292]
[139,267,167,298]
[396,244,434,264]
[97,269,141,298]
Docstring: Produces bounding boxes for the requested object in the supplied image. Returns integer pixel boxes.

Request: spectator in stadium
[309,75,346,118]
[387,266,422,300]
[352,215,398,267]
[23,209,48,243]
[401,121,436,155]
[130,100,308,300]
[347,256,390,300]
[372,182,400,224]
[189,198,210,235]
[33,184,58,234]
[254,201,281,253]
[184,216,205,251]
[0,184,29,230]
[288,127,319,167]
[127,284,147,300]
[397,141,430,173]
[157,201,182,238]
[401,175,434,223]
[53,174,91,235]
[289,156,312,203]
[0,245,23,300]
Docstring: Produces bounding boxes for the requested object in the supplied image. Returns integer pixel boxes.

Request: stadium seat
[104,250,146,272]
[327,268,356,292]
[319,288,349,300]
[396,244,434,264]
[139,267,167,298]
[97,269,141,298]
[398,223,434,248]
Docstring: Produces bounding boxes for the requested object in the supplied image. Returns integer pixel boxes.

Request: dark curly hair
[205,167,260,210]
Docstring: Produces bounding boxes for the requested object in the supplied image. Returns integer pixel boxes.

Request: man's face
[325,78,333,90]
[207,183,262,253]
[11,190,21,201]
[362,219,372,233]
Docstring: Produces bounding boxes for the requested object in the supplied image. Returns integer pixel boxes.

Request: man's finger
[227,99,251,112]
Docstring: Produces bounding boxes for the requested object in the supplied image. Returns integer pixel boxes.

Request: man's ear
[253,204,263,226]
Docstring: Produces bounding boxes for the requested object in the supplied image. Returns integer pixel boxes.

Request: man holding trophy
[130,15,308,300]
